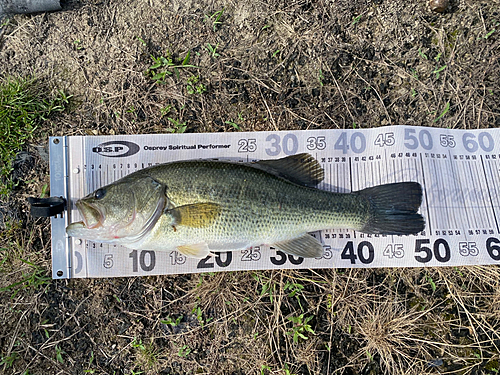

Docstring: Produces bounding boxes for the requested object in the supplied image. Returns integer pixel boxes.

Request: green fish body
[66,154,424,258]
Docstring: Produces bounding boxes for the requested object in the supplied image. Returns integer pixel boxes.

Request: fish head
[66,176,166,242]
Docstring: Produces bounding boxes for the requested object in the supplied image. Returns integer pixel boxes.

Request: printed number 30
[265,134,299,156]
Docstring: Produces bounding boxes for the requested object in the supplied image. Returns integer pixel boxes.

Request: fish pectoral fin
[166,202,221,228]
[253,153,324,187]
[272,234,324,258]
[177,242,212,259]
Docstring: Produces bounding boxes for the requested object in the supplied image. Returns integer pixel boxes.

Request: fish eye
[94,188,106,200]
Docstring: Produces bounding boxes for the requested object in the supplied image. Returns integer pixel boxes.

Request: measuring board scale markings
[49,126,500,279]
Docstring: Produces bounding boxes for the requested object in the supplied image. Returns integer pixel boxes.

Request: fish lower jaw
[66,221,86,235]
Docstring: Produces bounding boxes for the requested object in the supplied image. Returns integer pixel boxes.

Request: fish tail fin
[358,182,425,235]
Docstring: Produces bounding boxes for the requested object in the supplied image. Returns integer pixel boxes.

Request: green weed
[484,29,496,39]
[433,65,447,79]
[254,273,277,303]
[0,76,70,195]
[178,345,191,357]
[204,9,224,32]
[83,351,96,373]
[410,68,419,80]
[260,281,275,303]
[73,40,83,50]
[480,21,498,39]
[434,102,450,122]
[131,338,158,369]
[0,352,18,368]
[192,305,212,327]
[260,364,271,374]
[0,258,50,298]
[425,274,437,292]
[167,117,187,133]
[224,113,244,130]
[205,43,220,58]
[284,281,305,311]
[55,346,64,364]
[161,315,183,327]
[131,338,146,350]
[225,120,240,130]
[160,105,172,117]
[136,36,147,47]
[145,51,196,83]
[286,314,315,343]
[418,48,428,60]
[283,364,297,375]
[186,75,206,95]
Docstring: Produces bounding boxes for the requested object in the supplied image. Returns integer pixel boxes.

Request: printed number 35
[306,136,326,150]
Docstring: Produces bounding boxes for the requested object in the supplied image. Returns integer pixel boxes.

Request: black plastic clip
[28,197,66,218]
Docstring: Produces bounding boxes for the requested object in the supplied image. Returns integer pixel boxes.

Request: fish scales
[137,160,370,250]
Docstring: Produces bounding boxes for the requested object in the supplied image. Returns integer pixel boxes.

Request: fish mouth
[76,200,104,229]
[67,188,166,242]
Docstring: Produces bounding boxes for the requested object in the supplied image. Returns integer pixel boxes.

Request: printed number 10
[129,250,156,272]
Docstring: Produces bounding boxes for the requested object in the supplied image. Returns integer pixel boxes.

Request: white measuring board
[49,126,500,279]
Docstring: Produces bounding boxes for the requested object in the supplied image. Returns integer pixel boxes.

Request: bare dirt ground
[1,0,500,374]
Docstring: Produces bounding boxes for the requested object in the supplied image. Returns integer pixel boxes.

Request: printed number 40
[341,241,374,264]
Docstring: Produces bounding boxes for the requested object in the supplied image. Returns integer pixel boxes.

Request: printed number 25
[238,139,257,153]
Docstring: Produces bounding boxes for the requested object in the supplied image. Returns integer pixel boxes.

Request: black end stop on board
[27,196,66,217]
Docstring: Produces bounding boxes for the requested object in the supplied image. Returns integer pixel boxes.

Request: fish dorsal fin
[272,234,324,258]
[253,153,324,187]
[177,242,212,258]
[166,202,221,228]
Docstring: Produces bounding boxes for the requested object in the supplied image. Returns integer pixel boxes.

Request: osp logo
[92,141,140,158]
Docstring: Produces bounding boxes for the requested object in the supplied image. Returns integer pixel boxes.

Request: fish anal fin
[177,242,212,259]
[253,153,324,187]
[272,234,324,258]
[166,202,221,228]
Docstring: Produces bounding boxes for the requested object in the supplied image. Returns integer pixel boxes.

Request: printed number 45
[374,132,395,147]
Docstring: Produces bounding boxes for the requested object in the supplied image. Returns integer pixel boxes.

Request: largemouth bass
[66,153,424,258]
